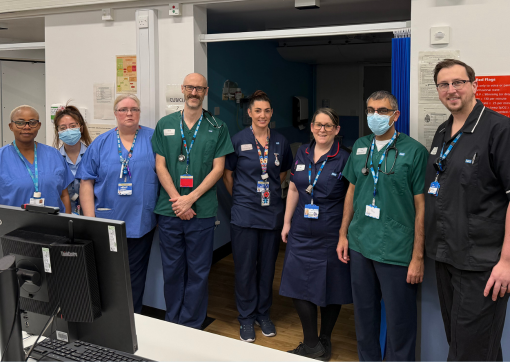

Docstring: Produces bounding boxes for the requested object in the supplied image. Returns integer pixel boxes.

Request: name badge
[304,204,319,219]
[118,183,133,196]
[365,205,380,219]
[30,198,45,206]
[257,181,269,193]
[357,147,368,155]
[431,147,438,155]
[241,144,253,151]
[180,174,194,188]
[261,191,270,207]
[164,129,175,136]
[428,181,440,196]
[296,164,305,172]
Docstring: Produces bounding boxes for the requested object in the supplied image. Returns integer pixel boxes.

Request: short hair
[248,90,272,109]
[312,108,340,126]
[10,105,39,121]
[434,59,476,84]
[113,94,140,111]
[366,91,399,111]
[53,101,93,148]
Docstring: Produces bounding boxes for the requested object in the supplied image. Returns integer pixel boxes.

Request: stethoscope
[361,133,400,176]
[178,109,223,162]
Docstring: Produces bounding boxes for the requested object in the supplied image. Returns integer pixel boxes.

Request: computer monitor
[0,205,138,354]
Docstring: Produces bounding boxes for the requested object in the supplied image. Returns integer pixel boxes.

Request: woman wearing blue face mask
[53,104,92,215]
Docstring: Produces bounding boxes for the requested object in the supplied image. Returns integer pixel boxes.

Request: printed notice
[108,226,118,252]
[418,104,449,150]
[419,50,460,103]
[116,55,137,93]
[93,83,115,120]
[42,247,52,273]
[476,76,510,118]
[88,124,115,141]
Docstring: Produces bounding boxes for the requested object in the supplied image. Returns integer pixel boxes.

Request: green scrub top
[343,133,428,266]
[152,111,233,218]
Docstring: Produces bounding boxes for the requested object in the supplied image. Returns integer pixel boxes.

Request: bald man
[152,73,233,328]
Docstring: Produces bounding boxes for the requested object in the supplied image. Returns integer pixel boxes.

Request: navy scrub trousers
[158,216,216,329]
[350,249,417,361]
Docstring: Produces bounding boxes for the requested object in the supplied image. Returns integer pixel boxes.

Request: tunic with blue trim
[279,140,353,306]
[59,142,87,213]
[225,127,293,230]
[0,143,74,212]
[76,126,158,238]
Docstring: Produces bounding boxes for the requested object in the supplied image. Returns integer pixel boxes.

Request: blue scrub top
[225,127,293,230]
[0,143,74,212]
[60,142,87,213]
[76,126,158,238]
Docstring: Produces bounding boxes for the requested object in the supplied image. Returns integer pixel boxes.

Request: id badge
[428,181,440,196]
[118,183,133,196]
[180,174,194,188]
[261,190,270,207]
[365,205,380,219]
[257,181,269,193]
[304,204,319,219]
[30,198,45,206]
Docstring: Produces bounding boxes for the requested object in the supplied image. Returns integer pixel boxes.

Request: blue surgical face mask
[367,112,395,136]
[59,128,82,146]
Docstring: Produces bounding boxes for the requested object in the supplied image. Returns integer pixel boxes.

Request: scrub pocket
[326,172,345,198]
[390,162,409,196]
[468,213,504,267]
[383,215,414,265]
[203,140,217,167]
[95,208,115,220]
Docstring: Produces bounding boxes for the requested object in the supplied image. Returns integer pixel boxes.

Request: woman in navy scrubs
[77,94,159,314]
[280,108,352,360]
[223,90,292,343]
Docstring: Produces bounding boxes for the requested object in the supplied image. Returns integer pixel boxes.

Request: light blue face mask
[367,112,395,136]
[59,128,82,146]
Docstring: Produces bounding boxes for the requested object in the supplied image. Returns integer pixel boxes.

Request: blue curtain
[391,36,411,135]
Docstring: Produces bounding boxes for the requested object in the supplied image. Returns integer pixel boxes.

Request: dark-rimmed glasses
[365,108,396,116]
[116,108,141,114]
[313,122,336,131]
[183,85,208,93]
[436,80,471,92]
[12,120,40,129]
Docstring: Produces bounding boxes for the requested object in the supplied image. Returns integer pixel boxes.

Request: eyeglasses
[183,85,208,93]
[313,123,336,131]
[436,80,471,92]
[58,123,80,132]
[116,108,141,114]
[365,108,396,116]
[12,120,40,129]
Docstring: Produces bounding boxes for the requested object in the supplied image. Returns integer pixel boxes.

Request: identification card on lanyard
[13,140,43,204]
[118,183,133,195]
[304,204,319,219]
[304,159,327,219]
[180,174,194,188]
[117,127,139,192]
[261,190,270,206]
[257,181,269,193]
[180,112,203,188]
[251,126,270,195]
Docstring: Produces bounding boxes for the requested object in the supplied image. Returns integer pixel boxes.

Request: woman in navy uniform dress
[223,90,293,343]
[280,108,352,360]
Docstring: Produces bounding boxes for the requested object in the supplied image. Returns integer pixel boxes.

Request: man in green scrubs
[337,91,428,361]
[152,73,233,329]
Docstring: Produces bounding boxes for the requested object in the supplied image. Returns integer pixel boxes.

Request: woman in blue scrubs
[0,105,73,213]
[223,90,293,343]
[77,94,159,313]
[280,108,352,360]
[53,104,92,215]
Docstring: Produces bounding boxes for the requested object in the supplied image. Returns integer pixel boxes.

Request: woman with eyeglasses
[0,105,74,212]
[77,94,159,313]
[53,103,93,215]
[280,108,352,361]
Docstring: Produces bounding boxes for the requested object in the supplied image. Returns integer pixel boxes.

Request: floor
[204,244,360,361]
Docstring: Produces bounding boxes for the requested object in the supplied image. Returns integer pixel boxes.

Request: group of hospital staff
[0,58,509,362]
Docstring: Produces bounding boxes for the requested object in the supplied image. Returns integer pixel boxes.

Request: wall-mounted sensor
[430,26,450,45]
[102,8,114,21]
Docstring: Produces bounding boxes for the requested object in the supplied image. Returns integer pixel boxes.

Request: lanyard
[180,112,203,174]
[250,126,269,176]
[308,160,327,203]
[440,132,462,163]
[13,140,39,194]
[116,127,139,179]
[369,130,397,204]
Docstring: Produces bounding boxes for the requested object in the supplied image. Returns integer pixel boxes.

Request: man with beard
[425,59,510,361]
[152,73,233,328]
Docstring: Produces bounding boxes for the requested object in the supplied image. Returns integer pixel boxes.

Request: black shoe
[319,336,331,361]
[287,341,325,359]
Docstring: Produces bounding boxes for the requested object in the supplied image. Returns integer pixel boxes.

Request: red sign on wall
[476,75,510,117]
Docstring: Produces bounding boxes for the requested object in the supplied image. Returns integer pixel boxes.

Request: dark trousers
[127,228,155,314]
[230,224,280,324]
[158,216,215,329]
[435,261,510,361]
[350,249,417,361]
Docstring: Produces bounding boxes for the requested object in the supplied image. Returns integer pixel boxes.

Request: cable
[24,305,60,362]
[0,271,20,362]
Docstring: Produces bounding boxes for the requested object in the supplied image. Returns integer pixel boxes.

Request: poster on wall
[93,83,115,120]
[418,50,460,103]
[116,56,137,94]
[166,84,185,115]
[88,124,115,141]
[418,104,449,150]
[475,75,510,118]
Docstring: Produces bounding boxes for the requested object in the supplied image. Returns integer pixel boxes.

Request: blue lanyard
[180,112,203,174]
[116,127,139,179]
[308,160,327,203]
[250,126,269,175]
[13,140,39,194]
[369,130,397,203]
[440,132,462,163]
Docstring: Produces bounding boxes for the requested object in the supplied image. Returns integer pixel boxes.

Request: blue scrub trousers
[230,224,281,324]
[127,227,156,314]
[350,249,417,361]
[158,216,215,329]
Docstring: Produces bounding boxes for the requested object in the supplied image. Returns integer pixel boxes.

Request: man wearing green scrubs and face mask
[336,90,428,361]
